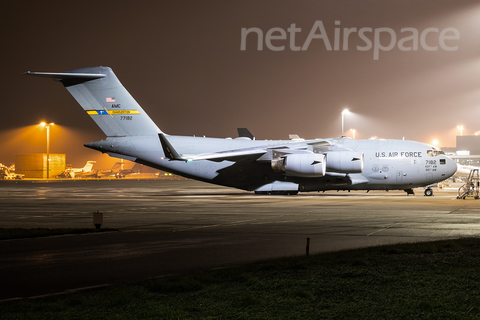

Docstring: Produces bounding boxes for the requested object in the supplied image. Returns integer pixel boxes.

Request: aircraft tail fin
[111,162,123,170]
[82,161,96,172]
[24,67,162,137]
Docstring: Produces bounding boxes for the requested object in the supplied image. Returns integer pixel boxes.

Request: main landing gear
[424,188,434,197]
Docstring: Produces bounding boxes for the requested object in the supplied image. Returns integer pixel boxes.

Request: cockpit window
[427,148,443,157]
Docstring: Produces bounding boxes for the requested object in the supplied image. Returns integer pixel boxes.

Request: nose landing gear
[424,188,434,197]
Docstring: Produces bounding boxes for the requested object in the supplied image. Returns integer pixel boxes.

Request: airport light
[457,125,464,136]
[40,122,54,179]
[350,128,356,139]
[475,131,480,136]
[341,109,349,137]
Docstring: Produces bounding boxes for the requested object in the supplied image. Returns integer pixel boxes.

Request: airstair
[457,169,480,199]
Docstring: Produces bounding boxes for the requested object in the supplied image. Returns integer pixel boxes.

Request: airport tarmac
[1,179,479,301]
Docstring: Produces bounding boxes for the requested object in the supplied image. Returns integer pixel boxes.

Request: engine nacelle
[271,153,326,178]
[325,151,364,173]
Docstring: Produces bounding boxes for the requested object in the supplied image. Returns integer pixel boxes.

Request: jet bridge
[457,169,480,199]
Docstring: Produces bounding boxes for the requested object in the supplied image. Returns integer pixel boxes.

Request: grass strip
[0,228,117,240]
[2,238,480,319]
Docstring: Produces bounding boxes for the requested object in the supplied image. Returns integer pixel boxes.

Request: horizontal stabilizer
[23,71,106,86]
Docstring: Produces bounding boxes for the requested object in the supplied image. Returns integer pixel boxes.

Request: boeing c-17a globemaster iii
[24,67,457,196]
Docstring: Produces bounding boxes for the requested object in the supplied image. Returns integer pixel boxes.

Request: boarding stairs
[457,169,480,199]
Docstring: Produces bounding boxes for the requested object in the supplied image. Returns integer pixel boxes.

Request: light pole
[40,122,54,179]
[457,125,464,136]
[350,128,356,139]
[341,109,349,137]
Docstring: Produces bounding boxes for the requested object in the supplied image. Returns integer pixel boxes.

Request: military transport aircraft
[24,67,457,196]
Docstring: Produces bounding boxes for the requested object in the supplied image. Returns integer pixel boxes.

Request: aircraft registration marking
[86,110,140,115]
[425,159,438,172]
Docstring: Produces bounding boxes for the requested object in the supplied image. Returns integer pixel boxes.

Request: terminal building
[444,135,480,166]
[15,154,66,178]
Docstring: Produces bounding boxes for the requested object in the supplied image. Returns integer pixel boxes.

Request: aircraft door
[396,171,403,182]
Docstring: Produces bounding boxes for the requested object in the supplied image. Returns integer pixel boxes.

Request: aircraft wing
[182,148,268,162]
[307,140,352,153]
[159,134,336,162]
[159,134,267,161]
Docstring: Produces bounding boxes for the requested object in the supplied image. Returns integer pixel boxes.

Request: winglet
[237,128,254,140]
[159,134,184,161]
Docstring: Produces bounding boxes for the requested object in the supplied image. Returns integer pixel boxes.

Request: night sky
[2,1,480,168]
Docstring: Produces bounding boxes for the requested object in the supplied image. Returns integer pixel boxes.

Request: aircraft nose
[445,156,457,177]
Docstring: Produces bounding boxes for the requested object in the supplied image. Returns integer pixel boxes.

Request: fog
[2,1,479,168]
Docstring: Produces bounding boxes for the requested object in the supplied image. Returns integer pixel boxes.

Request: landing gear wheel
[424,188,434,197]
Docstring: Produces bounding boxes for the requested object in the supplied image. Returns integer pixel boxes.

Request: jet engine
[271,153,326,178]
[325,151,364,173]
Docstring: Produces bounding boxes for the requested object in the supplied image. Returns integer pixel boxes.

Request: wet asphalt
[1,179,479,300]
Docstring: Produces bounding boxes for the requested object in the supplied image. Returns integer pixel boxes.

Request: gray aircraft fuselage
[25,66,457,195]
[84,133,456,194]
